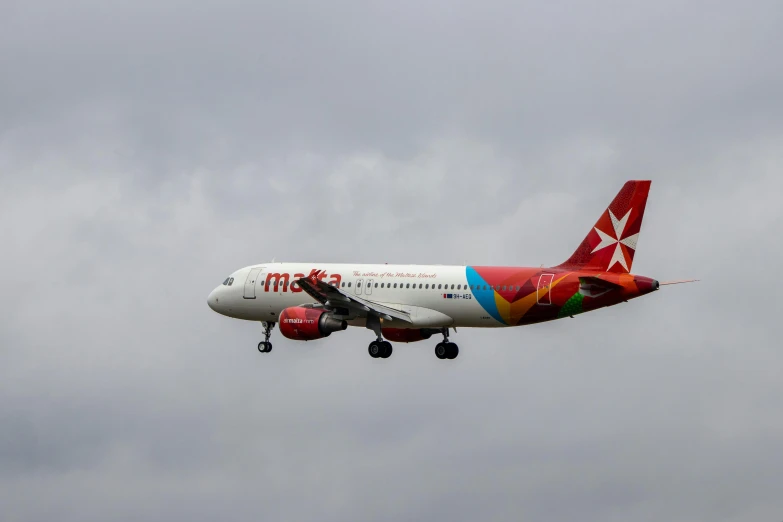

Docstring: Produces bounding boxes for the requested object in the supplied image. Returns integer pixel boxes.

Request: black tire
[258,342,266,353]
[435,342,447,359]
[381,342,392,359]
[368,341,381,358]
[446,343,458,359]
[265,342,272,353]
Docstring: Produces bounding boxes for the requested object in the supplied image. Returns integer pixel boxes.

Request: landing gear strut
[258,321,275,353]
[435,328,458,360]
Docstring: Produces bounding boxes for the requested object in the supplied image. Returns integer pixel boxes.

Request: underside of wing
[295,272,412,323]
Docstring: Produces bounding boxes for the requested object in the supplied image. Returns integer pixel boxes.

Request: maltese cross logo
[591,209,639,271]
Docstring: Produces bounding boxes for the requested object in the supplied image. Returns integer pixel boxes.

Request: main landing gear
[367,328,459,360]
[435,328,459,360]
[366,314,392,359]
[368,339,392,358]
[258,322,275,353]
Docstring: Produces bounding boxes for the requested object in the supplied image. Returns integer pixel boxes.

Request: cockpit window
[223,278,230,285]
[227,278,234,286]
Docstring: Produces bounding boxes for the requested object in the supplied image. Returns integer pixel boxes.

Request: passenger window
[348,282,352,288]
[438,284,442,289]
[457,284,461,290]
[357,282,361,288]
[394,283,397,288]
[419,284,422,289]
[406,283,410,289]
[341,282,345,287]
[483,285,487,291]
[425,284,429,289]
[381,283,384,288]
[451,284,455,290]
[375,283,378,288]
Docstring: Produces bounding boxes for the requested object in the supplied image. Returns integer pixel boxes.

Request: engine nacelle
[279,307,347,341]
[382,327,441,343]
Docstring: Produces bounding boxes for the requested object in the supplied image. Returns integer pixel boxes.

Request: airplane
[208,180,693,359]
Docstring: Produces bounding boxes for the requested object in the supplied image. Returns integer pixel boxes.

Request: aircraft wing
[295,272,412,323]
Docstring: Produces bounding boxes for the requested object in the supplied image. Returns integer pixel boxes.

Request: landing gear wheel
[257,322,275,353]
[435,342,458,359]
[369,340,392,359]
[435,342,447,359]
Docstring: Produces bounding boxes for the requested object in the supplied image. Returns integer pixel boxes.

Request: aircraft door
[355,278,363,295]
[366,279,374,295]
[244,267,264,299]
[537,273,554,305]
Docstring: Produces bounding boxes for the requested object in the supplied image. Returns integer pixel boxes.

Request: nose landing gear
[258,322,275,353]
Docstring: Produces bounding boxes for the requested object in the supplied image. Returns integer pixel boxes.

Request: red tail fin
[557,180,651,273]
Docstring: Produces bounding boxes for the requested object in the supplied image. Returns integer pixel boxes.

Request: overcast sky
[1,1,782,521]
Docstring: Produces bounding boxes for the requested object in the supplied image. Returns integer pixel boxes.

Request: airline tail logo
[558,180,651,273]
[591,208,639,271]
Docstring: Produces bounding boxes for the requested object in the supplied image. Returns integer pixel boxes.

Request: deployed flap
[295,271,412,323]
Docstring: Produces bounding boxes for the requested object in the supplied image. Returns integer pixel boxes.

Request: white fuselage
[207,262,503,328]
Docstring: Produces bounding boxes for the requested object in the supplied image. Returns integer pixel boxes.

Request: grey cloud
[1,0,782,521]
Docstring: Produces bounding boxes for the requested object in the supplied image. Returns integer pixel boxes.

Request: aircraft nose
[207,287,220,312]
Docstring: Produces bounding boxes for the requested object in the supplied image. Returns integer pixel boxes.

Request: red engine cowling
[279,307,347,341]
[382,328,440,343]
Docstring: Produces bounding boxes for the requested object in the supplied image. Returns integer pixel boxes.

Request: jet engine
[279,307,347,341]
[381,327,441,343]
